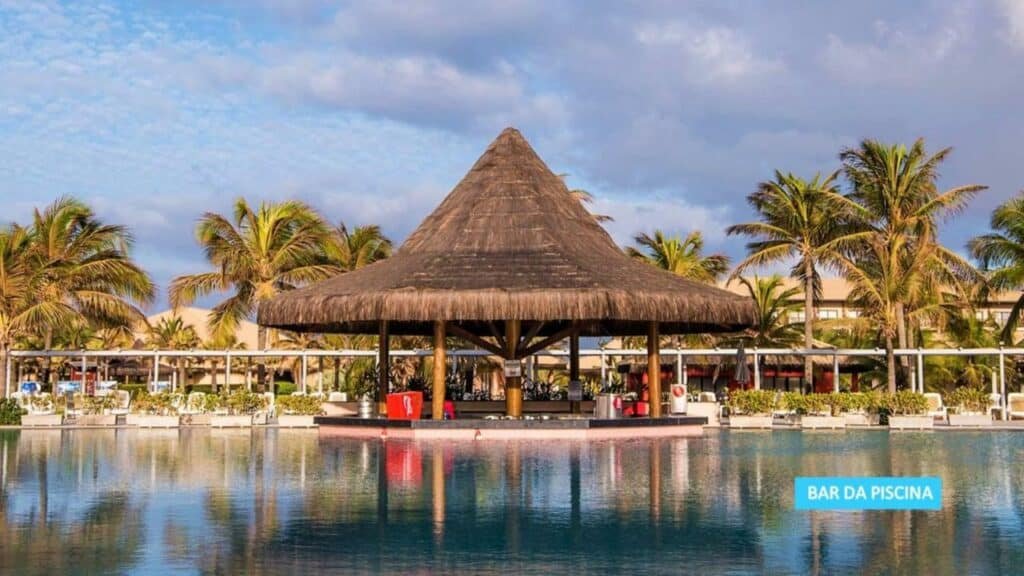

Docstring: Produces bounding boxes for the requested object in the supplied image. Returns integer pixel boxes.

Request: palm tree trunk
[0,344,8,398]
[210,359,219,393]
[885,334,896,394]
[41,327,53,388]
[334,356,340,391]
[803,261,815,392]
[896,302,909,384]
[177,357,186,392]
[257,326,267,393]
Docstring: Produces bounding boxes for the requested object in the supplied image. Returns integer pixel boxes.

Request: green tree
[325,222,392,271]
[838,139,985,392]
[733,275,804,348]
[727,170,856,385]
[968,192,1024,342]
[169,198,338,390]
[146,316,200,388]
[626,230,729,283]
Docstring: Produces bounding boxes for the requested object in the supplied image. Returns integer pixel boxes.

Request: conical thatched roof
[259,128,755,336]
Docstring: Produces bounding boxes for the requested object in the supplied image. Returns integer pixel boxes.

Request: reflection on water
[2,429,1024,575]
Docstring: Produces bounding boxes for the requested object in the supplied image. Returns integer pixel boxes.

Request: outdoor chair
[1008,393,1024,420]
[989,393,1004,420]
[169,392,186,414]
[924,393,947,419]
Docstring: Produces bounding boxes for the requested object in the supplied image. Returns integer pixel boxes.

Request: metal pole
[753,349,761,390]
[301,352,308,395]
[832,354,839,393]
[916,350,924,394]
[676,351,682,387]
[81,354,87,394]
[3,352,10,398]
[1000,347,1007,421]
[600,350,607,385]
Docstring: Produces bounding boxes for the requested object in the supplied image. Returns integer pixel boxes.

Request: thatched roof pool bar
[259,127,756,420]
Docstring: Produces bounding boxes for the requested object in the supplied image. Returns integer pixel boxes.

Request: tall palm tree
[169,198,338,390]
[839,139,985,391]
[146,316,200,388]
[727,170,856,385]
[325,222,392,272]
[968,192,1024,342]
[0,226,35,396]
[30,197,155,345]
[627,230,730,283]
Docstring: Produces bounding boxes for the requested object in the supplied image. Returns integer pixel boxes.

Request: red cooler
[386,391,424,420]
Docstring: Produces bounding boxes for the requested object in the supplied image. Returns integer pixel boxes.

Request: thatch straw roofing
[259,127,756,336]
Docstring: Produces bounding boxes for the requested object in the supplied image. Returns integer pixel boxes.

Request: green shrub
[0,398,24,425]
[727,390,777,416]
[946,387,991,415]
[83,395,117,415]
[882,391,929,415]
[225,390,267,415]
[201,394,223,413]
[276,395,325,416]
[275,381,297,396]
[131,391,175,415]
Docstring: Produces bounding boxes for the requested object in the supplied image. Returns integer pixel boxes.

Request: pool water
[1,429,1023,575]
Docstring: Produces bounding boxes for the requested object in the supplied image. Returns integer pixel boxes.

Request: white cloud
[996,0,1024,49]
[634,21,783,84]
[819,9,971,85]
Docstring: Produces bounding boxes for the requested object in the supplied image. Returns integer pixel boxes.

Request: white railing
[5,346,1020,419]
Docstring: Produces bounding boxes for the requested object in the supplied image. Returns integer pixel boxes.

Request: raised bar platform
[315,416,708,440]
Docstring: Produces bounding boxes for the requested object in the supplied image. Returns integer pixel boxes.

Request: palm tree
[839,139,985,391]
[727,170,856,385]
[202,331,246,393]
[968,192,1024,342]
[146,316,200,389]
[169,198,338,390]
[0,225,35,396]
[558,174,613,222]
[627,230,729,283]
[29,197,155,346]
[325,222,392,271]
[733,276,804,348]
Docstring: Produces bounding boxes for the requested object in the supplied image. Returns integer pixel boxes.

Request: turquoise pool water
[1,429,1023,575]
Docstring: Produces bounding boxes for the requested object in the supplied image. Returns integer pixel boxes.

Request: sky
[2,0,1024,311]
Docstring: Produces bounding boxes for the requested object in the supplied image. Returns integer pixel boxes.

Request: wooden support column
[378,320,390,416]
[569,333,581,414]
[505,319,522,418]
[647,322,662,418]
[433,321,446,420]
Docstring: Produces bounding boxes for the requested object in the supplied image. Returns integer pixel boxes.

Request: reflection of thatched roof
[260,128,755,336]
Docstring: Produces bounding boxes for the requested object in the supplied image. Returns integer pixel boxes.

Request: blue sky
[2,0,1024,311]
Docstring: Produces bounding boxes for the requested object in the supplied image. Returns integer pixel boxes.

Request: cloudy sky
[2,0,1023,310]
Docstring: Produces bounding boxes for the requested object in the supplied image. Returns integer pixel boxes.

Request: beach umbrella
[734,343,749,385]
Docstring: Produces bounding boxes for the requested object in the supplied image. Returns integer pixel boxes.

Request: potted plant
[79,395,118,426]
[885,391,932,430]
[275,395,324,427]
[213,390,268,427]
[726,390,776,429]
[793,393,846,430]
[21,395,62,426]
[945,386,992,427]
[127,391,181,427]
[355,367,378,419]
[842,392,882,426]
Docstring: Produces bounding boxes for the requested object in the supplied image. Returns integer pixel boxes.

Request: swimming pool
[1,429,1022,575]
